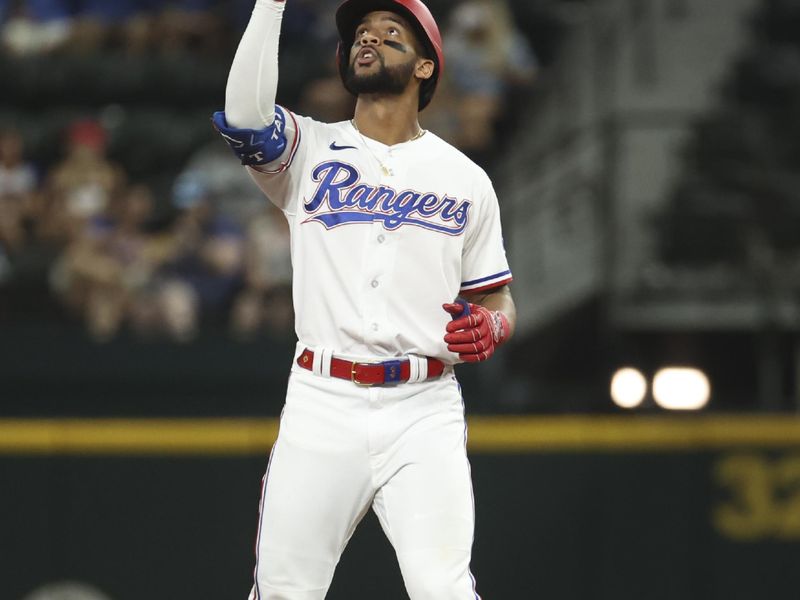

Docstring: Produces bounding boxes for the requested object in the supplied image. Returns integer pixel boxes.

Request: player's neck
[352,97,422,146]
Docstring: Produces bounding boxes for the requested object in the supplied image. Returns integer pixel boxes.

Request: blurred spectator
[230,201,292,339]
[154,0,226,56]
[0,128,37,256]
[65,0,142,53]
[146,171,245,341]
[114,0,160,55]
[1,0,72,55]
[41,119,125,246]
[439,0,537,158]
[50,183,157,341]
[179,140,267,228]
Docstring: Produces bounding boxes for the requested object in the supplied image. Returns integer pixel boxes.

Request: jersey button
[371,323,380,331]
[371,280,380,288]
[377,234,386,244]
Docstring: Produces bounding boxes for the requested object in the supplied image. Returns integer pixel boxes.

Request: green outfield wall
[2,417,799,600]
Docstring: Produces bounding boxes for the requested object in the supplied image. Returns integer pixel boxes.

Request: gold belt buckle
[351,362,377,387]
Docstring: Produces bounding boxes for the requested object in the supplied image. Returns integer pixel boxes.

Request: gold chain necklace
[350,120,426,177]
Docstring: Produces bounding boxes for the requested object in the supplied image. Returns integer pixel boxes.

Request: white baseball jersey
[248,109,512,363]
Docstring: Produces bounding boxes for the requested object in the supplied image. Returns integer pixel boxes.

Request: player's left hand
[442,301,510,363]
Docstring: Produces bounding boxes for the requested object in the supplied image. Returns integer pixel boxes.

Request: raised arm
[211,0,295,171]
[225,0,286,129]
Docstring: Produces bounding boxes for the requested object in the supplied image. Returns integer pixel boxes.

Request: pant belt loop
[312,349,324,377]
[320,349,333,377]
[407,355,428,383]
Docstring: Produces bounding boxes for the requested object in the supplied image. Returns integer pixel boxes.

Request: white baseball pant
[247,364,480,599]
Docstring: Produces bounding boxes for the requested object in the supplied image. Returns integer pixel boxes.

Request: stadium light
[610,367,648,409]
[652,367,710,410]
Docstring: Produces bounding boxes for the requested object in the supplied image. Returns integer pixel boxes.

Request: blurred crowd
[0,119,293,342]
[0,0,538,342]
[0,0,249,55]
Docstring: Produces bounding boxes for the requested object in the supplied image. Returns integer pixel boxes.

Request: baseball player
[214,0,516,598]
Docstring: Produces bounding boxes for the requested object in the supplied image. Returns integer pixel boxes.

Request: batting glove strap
[442,302,510,363]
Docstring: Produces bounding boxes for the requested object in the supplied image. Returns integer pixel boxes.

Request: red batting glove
[442,301,510,363]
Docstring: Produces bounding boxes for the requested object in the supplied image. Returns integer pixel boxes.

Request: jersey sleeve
[460,177,513,294]
[246,107,319,216]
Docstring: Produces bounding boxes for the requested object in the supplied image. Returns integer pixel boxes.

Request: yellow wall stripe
[0,416,799,456]
[466,416,800,451]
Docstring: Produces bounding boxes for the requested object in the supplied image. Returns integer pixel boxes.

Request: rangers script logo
[303,161,471,235]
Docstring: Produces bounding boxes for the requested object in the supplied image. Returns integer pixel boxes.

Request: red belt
[297,349,445,386]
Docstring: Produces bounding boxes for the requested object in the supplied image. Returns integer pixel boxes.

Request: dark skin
[348,11,434,145]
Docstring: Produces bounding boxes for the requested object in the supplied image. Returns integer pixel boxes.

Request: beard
[345,55,417,96]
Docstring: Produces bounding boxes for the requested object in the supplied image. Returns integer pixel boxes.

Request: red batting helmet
[335,0,444,111]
